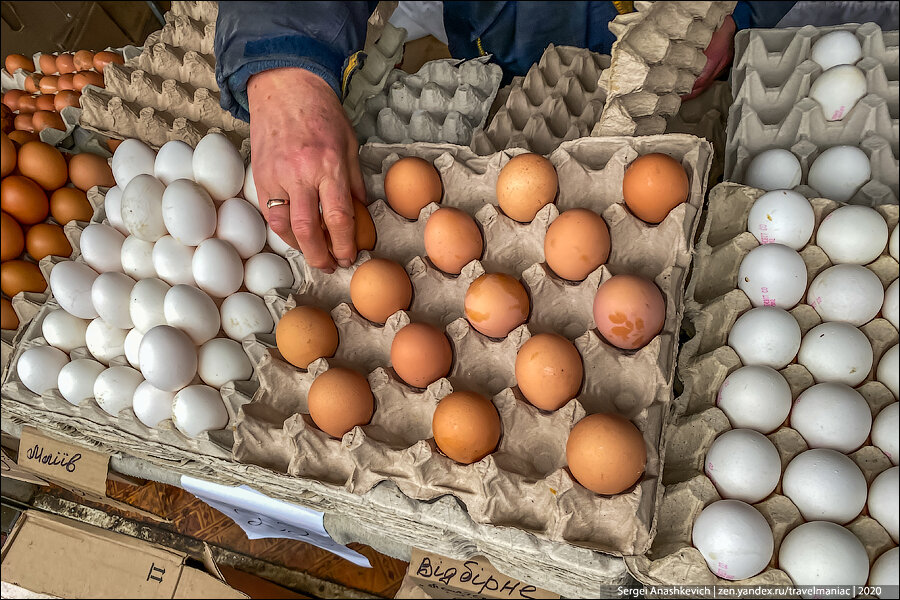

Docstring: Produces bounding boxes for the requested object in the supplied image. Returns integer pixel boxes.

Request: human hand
[682,14,736,101]
[248,67,366,272]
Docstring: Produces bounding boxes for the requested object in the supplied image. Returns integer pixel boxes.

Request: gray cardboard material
[343,21,408,126]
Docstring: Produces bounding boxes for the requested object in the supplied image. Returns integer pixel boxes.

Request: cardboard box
[1,510,247,599]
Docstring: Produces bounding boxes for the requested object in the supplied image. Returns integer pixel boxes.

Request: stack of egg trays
[0,186,261,462]
[233,134,714,556]
[343,21,409,127]
[591,1,736,138]
[469,45,610,156]
[726,22,899,205]
[353,56,502,146]
[626,182,898,589]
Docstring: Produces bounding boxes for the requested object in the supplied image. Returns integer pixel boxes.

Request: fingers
[288,184,336,272]
[346,138,367,204]
[320,178,357,268]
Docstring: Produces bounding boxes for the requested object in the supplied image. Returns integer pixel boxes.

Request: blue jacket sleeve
[215,1,376,122]
[733,1,797,29]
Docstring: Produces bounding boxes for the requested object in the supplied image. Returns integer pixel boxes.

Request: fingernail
[338,259,352,268]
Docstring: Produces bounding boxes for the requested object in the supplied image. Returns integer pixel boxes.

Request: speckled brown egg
[17,141,67,190]
[566,413,646,495]
[464,273,529,338]
[424,207,483,275]
[1,211,24,261]
[1,297,18,330]
[50,187,93,224]
[307,367,374,438]
[592,274,665,350]
[622,153,689,224]
[350,258,412,324]
[432,391,501,464]
[391,322,452,388]
[73,50,94,71]
[275,305,339,369]
[383,157,442,220]
[544,208,610,281]
[0,259,46,297]
[515,333,583,411]
[25,223,72,260]
[496,153,558,223]
[68,152,115,190]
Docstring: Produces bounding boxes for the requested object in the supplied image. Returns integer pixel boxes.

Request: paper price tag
[16,427,109,496]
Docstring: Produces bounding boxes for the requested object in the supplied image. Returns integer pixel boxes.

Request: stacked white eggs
[693,188,899,590]
[15,134,295,439]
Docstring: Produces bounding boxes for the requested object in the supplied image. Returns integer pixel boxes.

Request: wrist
[248,66,339,107]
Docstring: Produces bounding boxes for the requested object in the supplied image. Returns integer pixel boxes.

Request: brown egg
[1,133,15,177]
[350,258,412,323]
[54,90,81,112]
[514,333,583,411]
[56,54,76,75]
[383,157,442,220]
[432,391,501,464]
[1,297,18,330]
[566,413,646,495]
[73,71,104,91]
[464,273,530,338]
[68,152,114,190]
[0,259,47,297]
[57,73,76,91]
[8,131,39,146]
[106,138,124,153]
[390,322,452,388]
[5,54,34,74]
[0,175,48,224]
[1,211,25,260]
[544,208,610,281]
[38,54,58,75]
[0,104,12,135]
[424,207,483,275]
[39,75,59,94]
[73,50,95,71]
[3,90,28,112]
[324,198,376,255]
[17,141,68,190]
[92,51,124,74]
[592,274,665,350]
[25,223,72,260]
[275,305,338,368]
[35,94,56,112]
[14,113,34,132]
[17,95,38,114]
[496,153,558,223]
[622,153,689,224]
[50,187,93,224]
[307,367,374,438]
[23,75,40,94]
[32,110,65,134]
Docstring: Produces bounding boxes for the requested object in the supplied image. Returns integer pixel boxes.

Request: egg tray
[153,10,215,55]
[169,0,218,24]
[625,181,899,590]
[590,1,737,138]
[469,45,610,156]
[343,21,408,127]
[232,133,713,556]
[352,56,503,146]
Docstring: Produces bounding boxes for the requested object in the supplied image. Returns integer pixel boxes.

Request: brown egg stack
[234,134,713,555]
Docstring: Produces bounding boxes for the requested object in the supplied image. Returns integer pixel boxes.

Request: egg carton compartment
[470,45,610,155]
[591,1,737,138]
[626,181,899,590]
[343,21,408,126]
[169,0,218,25]
[156,11,215,56]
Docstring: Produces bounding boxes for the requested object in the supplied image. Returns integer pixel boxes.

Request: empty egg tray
[343,21,408,127]
[169,0,218,25]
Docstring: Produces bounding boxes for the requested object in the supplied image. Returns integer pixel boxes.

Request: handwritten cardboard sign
[1,447,48,486]
[16,427,109,497]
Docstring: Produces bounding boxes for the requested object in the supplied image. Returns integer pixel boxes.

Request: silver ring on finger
[266,198,289,209]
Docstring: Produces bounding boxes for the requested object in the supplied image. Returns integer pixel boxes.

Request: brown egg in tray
[234,134,712,554]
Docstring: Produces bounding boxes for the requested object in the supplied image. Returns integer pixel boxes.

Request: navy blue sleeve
[215,1,377,122]
[733,1,797,29]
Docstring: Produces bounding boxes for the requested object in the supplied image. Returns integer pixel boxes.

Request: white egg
[129,277,169,333]
[746,189,815,250]
[153,140,194,185]
[783,448,866,523]
[799,322,873,386]
[807,146,871,203]
[869,466,899,542]
[878,344,899,399]
[49,261,99,319]
[120,236,157,280]
[85,317,127,364]
[121,174,167,242]
[807,264,884,325]
[779,522,869,595]
[93,366,143,415]
[197,338,253,388]
[123,327,143,368]
[716,365,792,433]
[111,138,156,189]
[139,325,197,392]
[42,309,88,352]
[816,205,889,265]
[790,382,872,452]
[216,197,266,259]
[152,235,196,286]
[705,429,781,504]
[728,307,801,369]
[192,238,243,297]
[882,279,899,331]
[163,284,220,345]
[869,547,898,594]
[17,346,68,394]
[79,223,125,273]
[103,186,128,235]
[738,243,808,309]
[744,149,802,191]
[890,224,899,261]
[220,292,273,341]
[692,500,773,581]
[57,359,104,405]
[172,384,229,437]
[872,402,899,465]
[809,64,867,121]
[266,224,294,257]
[161,179,217,246]
[243,163,260,211]
[192,133,244,202]
[811,30,863,70]
[244,252,294,296]
[91,272,135,329]
[132,380,175,427]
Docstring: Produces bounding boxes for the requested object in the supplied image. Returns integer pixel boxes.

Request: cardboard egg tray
[168,0,218,24]
[232,134,713,556]
[591,1,737,138]
[343,21,408,127]
[726,23,900,205]
[626,182,899,590]
[353,56,503,145]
